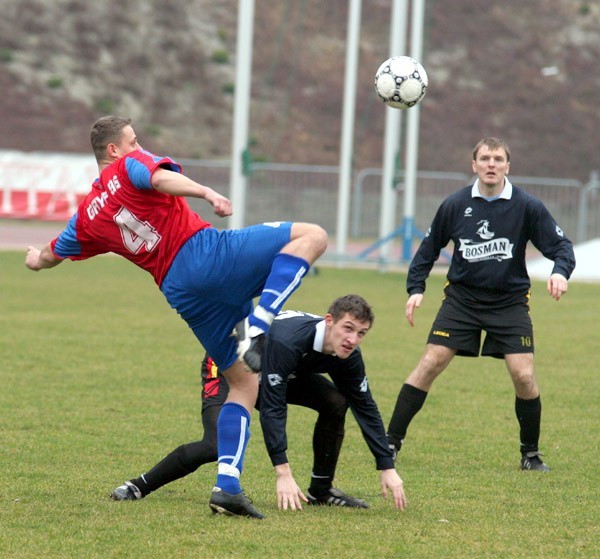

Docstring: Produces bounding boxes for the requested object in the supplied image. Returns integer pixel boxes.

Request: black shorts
[427,295,534,358]
[200,354,346,412]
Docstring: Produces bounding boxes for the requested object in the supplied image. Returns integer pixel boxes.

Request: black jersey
[259,310,394,470]
[407,181,576,305]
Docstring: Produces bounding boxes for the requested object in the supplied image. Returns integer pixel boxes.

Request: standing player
[25,115,327,518]
[111,352,369,509]
[259,295,406,511]
[387,137,575,472]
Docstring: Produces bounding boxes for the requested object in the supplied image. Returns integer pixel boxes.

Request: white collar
[472,177,513,200]
[313,320,327,353]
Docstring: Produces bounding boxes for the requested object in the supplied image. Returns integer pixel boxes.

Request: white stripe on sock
[216,413,248,478]
[253,305,275,327]
[217,462,241,479]
[270,266,307,309]
[233,413,248,469]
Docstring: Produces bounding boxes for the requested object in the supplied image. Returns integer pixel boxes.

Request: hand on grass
[380,468,407,511]
[275,464,309,511]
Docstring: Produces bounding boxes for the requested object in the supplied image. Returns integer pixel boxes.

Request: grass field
[1,251,598,558]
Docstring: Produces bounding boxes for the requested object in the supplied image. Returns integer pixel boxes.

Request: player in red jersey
[25,115,327,518]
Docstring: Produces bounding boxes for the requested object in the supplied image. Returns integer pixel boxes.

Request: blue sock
[215,402,251,495]
[249,253,310,333]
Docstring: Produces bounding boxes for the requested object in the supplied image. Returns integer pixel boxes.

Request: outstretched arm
[151,168,232,217]
[25,244,62,271]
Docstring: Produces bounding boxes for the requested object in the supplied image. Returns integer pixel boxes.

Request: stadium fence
[1,150,597,264]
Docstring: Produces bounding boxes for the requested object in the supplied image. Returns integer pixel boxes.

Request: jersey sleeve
[527,198,576,279]
[124,150,183,191]
[329,352,395,470]
[50,214,80,259]
[258,339,300,467]
[407,197,454,295]
[50,213,106,260]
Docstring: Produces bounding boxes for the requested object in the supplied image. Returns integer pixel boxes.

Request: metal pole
[401,0,425,262]
[378,0,408,264]
[335,0,361,264]
[229,0,255,229]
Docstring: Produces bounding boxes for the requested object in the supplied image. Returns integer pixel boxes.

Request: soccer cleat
[389,443,399,463]
[233,318,265,373]
[209,487,265,519]
[520,452,551,472]
[306,487,369,509]
[110,481,143,501]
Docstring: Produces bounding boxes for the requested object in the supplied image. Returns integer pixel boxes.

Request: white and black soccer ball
[374,56,428,110]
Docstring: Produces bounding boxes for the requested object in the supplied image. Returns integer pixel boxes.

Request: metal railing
[1,151,597,262]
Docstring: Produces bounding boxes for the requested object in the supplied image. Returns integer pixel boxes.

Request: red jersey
[51,149,211,285]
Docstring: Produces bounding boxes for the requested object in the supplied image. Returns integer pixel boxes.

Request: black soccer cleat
[110,481,143,501]
[306,487,369,508]
[209,487,265,519]
[520,451,551,472]
[233,318,265,373]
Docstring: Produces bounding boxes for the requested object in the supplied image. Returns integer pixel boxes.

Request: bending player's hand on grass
[405,293,424,327]
[275,464,308,511]
[380,469,407,511]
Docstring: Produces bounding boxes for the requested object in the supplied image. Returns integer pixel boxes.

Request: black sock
[130,404,220,497]
[131,448,189,497]
[387,383,428,451]
[131,439,216,497]
[308,424,344,496]
[515,395,542,455]
[308,474,334,497]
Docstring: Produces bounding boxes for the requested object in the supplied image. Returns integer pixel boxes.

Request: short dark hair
[90,116,132,162]
[472,137,511,162]
[328,294,374,327]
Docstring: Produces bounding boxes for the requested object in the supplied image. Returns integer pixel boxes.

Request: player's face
[472,145,510,191]
[323,312,371,359]
[113,125,141,158]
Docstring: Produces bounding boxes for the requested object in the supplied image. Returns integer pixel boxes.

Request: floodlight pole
[378,0,408,265]
[401,0,425,262]
[335,0,362,265]
[229,0,255,229]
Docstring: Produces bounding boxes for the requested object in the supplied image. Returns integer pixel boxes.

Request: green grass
[1,251,598,558]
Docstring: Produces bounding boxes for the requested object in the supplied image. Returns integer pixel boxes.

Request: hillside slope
[0,0,598,181]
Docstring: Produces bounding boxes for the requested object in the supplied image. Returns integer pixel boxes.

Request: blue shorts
[161,222,293,370]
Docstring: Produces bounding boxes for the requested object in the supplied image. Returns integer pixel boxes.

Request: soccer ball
[374,56,428,109]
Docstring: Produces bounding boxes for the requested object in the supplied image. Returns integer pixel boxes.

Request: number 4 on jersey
[114,207,162,254]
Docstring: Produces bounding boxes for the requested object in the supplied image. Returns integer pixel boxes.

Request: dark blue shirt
[259,310,394,470]
[407,181,576,304]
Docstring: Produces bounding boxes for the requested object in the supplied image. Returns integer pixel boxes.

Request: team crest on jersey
[476,220,494,240]
[268,373,283,386]
[458,219,514,263]
[359,377,368,393]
